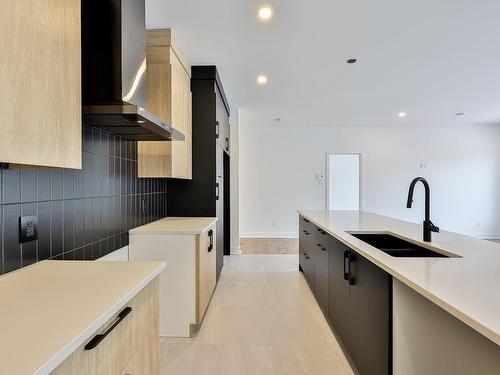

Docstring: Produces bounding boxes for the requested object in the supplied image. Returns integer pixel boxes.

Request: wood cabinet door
[328,237,351,349]
[1,0,81,168]
[121,330,159,375]
[197,226,217,322]
[348,253,391,375]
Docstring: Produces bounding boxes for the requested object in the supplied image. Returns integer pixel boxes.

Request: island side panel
[393,279,500,375]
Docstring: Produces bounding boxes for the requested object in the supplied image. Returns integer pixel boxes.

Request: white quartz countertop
[298,210,500,346]
[0,260,165,375]
[129,217,217,235]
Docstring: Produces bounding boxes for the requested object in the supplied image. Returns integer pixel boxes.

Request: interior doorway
[327,153,361,210]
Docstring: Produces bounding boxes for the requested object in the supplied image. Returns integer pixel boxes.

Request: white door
[327,154,360,210]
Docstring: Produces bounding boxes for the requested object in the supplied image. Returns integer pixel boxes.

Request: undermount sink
[349,233,451,258]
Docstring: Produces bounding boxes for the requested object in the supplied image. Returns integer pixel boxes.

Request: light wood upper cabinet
[0,0,82,169]
[138,29,192,179]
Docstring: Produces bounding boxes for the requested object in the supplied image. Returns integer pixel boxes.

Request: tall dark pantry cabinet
[167,66,230,280]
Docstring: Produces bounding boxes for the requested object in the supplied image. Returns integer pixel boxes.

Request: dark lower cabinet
[299,215,392,375]
[328,236,351,348]
[349,252,392,375]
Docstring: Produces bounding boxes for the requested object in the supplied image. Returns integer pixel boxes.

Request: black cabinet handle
[208,230,213,252]
[303,230,309,235]
[321,247,327,252]
[303,218,310,223]
[216,121,220,138]
[225,137,229,152]
[344,251,350,280]
[85,307,132,350]
[215,183,219,200]
[316,243,322,247]
[348,253,355,285]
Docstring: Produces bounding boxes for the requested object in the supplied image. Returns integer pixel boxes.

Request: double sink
[349,233,458,258]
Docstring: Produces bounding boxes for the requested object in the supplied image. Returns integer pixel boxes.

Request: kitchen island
[298,210,500,375]
[0,260,165,375]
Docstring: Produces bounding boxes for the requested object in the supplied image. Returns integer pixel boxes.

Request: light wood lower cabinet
[51,278,159,375]
[129,223,217,337]
[138,29,192,179]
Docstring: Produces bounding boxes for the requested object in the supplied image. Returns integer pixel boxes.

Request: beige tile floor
[160,255,353,375]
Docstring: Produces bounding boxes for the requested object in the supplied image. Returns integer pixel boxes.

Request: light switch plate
[19,215,38,243]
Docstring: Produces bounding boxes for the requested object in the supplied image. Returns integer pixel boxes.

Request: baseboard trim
[230,246,241,255]
[240,232,299,239]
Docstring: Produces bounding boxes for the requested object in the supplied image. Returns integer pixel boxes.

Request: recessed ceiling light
[398,112,407,118]
[347,58,358,64]
[258,6,273,20]
[257,75,268,85]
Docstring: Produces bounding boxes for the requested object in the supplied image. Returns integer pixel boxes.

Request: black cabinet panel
[315,240,329,311]
[168,66,230,281]
[328,236,351,348]
[349,253,392,375]
[299,216,394,375]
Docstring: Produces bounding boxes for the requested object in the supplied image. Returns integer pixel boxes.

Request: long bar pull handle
[348,253,355,286]
[216,183,220,200]
[85,307,132,350]
[208,230,214,252]
[216,121,220,138]
[344,251,350,281]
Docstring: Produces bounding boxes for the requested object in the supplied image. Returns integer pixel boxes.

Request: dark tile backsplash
[0,126,167,275]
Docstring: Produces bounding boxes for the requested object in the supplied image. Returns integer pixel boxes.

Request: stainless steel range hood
[82,0,185,141]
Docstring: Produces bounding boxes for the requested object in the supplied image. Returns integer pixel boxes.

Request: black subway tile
[3,169,21,204]
[63,169,74,200]
[37,168,51,201]
[83,152,92,198]
[37,202,51,261]
[21,169,37,203]
[51,169,63,200]
[63,200,74,252]
[74,199,84,248]
[51,201,63,257]
[83,198,93,245]
[3,204,21,273]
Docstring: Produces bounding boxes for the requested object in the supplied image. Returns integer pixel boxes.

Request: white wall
[240,123,500,238]
[230,111,241,254]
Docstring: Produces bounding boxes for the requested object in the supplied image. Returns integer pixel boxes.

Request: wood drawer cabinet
[298,215,392,375]
[138,29,192,179]
[129,220,218,337]
[51,278,160,375]
[1,0,82,168]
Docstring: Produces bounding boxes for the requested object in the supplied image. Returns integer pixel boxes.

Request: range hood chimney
[82,0,184,141]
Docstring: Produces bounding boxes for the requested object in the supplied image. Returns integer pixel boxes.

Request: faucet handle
[427,220,440,233]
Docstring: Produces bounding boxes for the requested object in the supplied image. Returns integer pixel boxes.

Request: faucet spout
[406,177,439,242]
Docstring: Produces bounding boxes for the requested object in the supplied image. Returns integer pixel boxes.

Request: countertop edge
[297,210,500,346]
[129,218,218,235]
[34,262,166,375]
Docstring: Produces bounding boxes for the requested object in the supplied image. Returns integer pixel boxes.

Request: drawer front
[121,329,159,375]
[95,278,159,374]
[52,278,159,375]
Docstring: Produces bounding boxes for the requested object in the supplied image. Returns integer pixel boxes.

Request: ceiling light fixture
[347,58,358,64]
[398,112,407,118]
[258,6,273,20]
[455,112,465,116]
[257,75,268,85]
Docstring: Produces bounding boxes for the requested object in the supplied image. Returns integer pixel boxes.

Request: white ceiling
[146,0,500,126]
